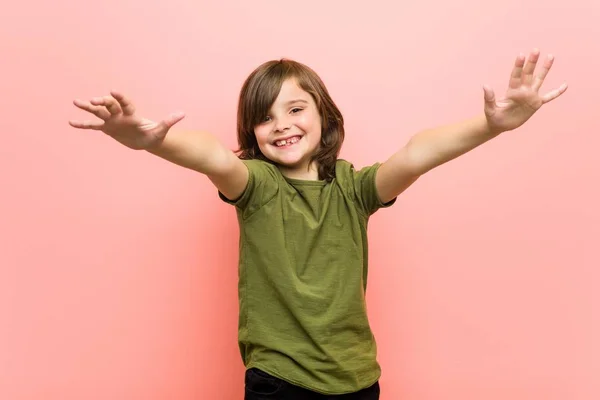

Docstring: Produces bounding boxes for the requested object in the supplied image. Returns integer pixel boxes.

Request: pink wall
[2,1,599,399]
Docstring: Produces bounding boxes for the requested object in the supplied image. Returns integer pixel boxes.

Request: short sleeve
[218,159,279,217]
[352,162,397,216]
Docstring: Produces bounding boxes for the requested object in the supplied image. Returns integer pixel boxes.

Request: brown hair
[236,59,344,182]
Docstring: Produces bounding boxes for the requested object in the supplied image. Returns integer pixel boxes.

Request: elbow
[400,142,431,176]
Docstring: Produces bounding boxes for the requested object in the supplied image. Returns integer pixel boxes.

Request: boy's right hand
[69,91,185,150]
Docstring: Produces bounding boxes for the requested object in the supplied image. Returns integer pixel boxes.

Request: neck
[278,161,320,181]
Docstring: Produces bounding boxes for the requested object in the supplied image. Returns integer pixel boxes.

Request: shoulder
[241,158,282,181]
[219,158,281,210]
[334,159,382,182]
[335,158,394,215]
[333,158,355,177]
[243,158,279,172]
[332,159,359,194]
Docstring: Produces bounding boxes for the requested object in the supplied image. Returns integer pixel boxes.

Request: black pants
[244,368,380,400]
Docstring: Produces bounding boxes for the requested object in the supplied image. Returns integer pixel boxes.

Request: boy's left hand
[483,49,568,135]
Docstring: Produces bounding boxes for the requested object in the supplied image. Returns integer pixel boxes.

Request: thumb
[162,111,185,129]
[483,85,496,116]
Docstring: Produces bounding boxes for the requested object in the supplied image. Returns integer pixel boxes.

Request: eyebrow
[284,99,309,106]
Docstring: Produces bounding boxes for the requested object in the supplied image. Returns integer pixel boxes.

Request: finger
[68,119,105,130]
[541,83,568,104]
[522,48,540,86]
[162,112,186,129]
[150,112,186,135]
[110,90,136,116]
[90,95,123,116]
[483,85,496,115]
[73,99,111,120]
[508,53,526,89]
[532,54,555,92]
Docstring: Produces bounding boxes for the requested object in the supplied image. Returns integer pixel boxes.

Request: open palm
[483,49,568,134]
[69,91,185,150]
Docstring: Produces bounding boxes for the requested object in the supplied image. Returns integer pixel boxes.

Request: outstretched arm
[69,91,248,200]
[375,49,568,204]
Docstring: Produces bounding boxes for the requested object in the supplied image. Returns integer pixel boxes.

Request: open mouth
[273,135,301,148]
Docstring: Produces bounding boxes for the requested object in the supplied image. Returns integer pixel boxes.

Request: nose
[274,116,291,133]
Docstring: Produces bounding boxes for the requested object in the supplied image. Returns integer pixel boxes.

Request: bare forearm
[376,49,566,203]
[404,113,499,175]
[146,130,235,176]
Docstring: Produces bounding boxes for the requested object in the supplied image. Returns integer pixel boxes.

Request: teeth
[276,136,300,147]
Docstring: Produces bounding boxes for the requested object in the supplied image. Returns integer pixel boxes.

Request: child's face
[253,78,322,178]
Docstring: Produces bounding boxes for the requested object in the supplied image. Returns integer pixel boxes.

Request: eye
[261,115,272,123]
[290,108,303,114]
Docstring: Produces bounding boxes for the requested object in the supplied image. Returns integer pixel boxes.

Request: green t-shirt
[219,158,396,395]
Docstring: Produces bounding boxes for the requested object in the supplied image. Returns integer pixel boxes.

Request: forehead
[273,78,313,105]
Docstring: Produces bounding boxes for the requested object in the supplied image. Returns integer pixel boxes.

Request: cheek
[309,118,322,138]
[253,128,269,146]
[299,113,321,131]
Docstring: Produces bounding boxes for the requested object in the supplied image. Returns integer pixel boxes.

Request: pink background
[1,0,599,399]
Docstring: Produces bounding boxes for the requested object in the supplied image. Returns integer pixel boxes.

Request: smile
[274,136,301,148]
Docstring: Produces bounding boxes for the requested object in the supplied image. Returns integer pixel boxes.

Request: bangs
[245,63,293,127]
